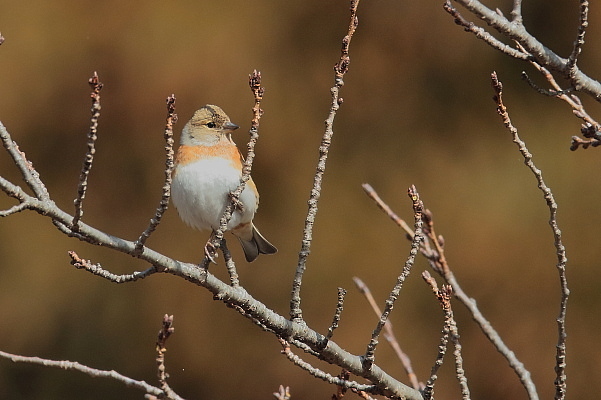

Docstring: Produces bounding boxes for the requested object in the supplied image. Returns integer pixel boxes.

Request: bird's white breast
[171,157,258,232]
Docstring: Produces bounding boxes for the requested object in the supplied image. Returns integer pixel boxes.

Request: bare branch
[570,133,601,151]
[291,0,361,322]
[491,72,569,400]
[0,122,50,200]
[0,201,29,217]
[72,72,103,230]
[0,350,182,399]
[355,277,422,391]
[68,250,158,283]
[424,207,539,399]
[364,182,538,399]
[421,272,449,400]
[566,0,589,76]
[513,40,601,150]
[0,173,33,216]
[0,145,421,398]
[221,238,240,287]
[278,339,377,394]
[443,1,530,61]
[361,183,414,237]
[363,186,423,370]
[155,314,180,399]
[521,72,575,97]
[353,277,422,391]
[325,287,347,341]
[205,70,265,266]
[448,0,601,101]
[134,95,177,253]
[422,272,470,400]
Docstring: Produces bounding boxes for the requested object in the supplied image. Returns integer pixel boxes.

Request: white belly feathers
[171,157,258,232]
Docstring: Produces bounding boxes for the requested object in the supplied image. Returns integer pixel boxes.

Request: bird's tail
[237,224,277,262]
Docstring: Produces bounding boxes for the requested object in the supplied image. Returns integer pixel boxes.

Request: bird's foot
[204,242,219,264]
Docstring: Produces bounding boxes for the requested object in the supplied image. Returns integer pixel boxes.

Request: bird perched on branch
[172,105,277,262]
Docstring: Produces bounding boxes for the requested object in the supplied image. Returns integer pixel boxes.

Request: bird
[171,104,277,262]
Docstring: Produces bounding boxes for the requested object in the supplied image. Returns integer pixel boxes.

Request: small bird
[171,105,277,262]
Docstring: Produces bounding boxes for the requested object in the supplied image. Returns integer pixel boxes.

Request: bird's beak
[223,121,239,131]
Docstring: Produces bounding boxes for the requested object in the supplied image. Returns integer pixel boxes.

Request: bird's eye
[206,122,216,128]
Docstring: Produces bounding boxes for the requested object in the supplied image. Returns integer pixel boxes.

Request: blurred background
[0,0,600,399]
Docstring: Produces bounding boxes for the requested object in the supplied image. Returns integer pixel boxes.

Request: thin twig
[520,72,601,148]
[0,350,183,400]
[363,182,538,399]
[444,287,470,400]
[68,250,158,283]
[206,70,265,265]
[353,277,422,391]
[447,0,601,101]
[361,183,414,237]
[290,0,361,323]
[72,72,103,230]
[156,314,179,399]
[326,288,347,340]
[421,272,449,400]
[363,186,423,370]
[0,122,50,200]
[0,174,32,216]
[515,41,601,150]
[278,339,377,394]
[221,238,240,287]
[0,201,29,217]
[571,131,601,150]
[443,1,530,61]
[566,0,588,77]
[521,72,574,97]
[422,272,470,400]
[491,72,569,400]
[134,95,177,253]
[424,207,539,399]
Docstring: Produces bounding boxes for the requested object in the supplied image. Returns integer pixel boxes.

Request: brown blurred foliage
[1,1,601,399]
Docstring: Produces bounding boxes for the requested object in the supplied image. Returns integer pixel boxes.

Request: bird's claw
[204,242,219,264]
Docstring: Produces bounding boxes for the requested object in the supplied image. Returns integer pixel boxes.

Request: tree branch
[72,72,103,231]
[422,272,470,400]
[566,0,589,77]
[290,0,361,323]
[0,120,422,399]
[447,0,601,101]
[0,122,50,200]
[326,287,347,340]
[278,339,377,394]
[491,72,569,400]
[353,276,422,391]
[363,182,537,399]
[0,350,184,400]
[155,314,179,399]
[134,95,177,253]
[204,70,265,267]
[363,186,423,370]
